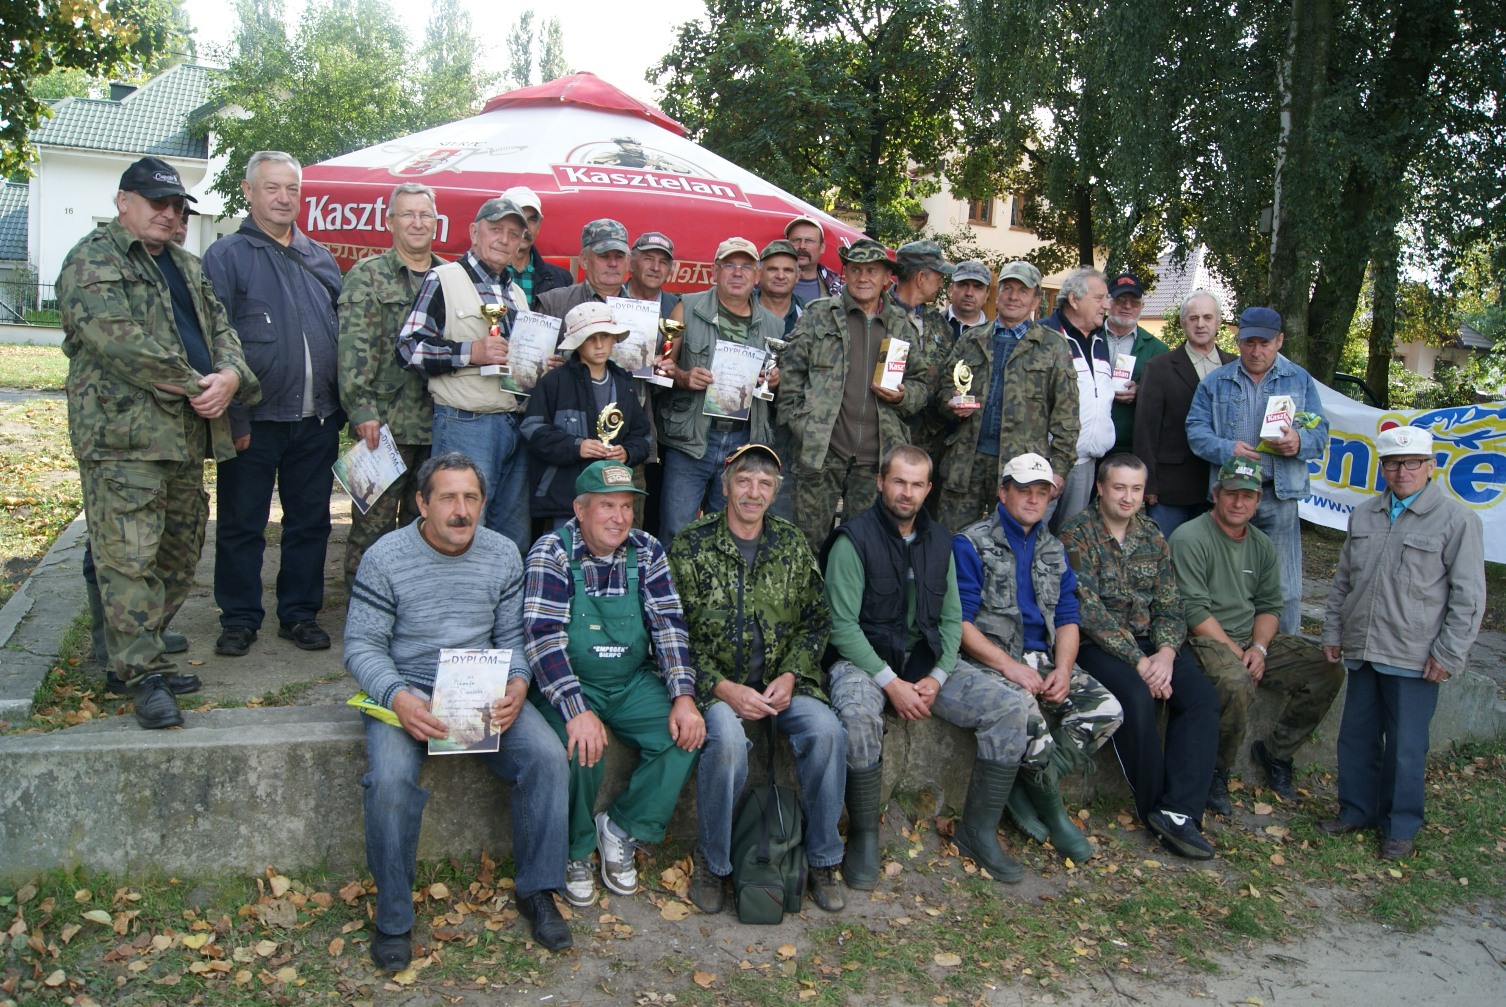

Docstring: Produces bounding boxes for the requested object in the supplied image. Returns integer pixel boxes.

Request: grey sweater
[344,522,531,708]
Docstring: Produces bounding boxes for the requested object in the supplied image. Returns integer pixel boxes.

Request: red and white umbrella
[300,73,868,288]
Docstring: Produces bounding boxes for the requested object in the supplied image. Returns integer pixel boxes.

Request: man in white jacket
[1038,267,1115,531]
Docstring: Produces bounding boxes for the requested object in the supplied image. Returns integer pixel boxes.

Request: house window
[1009,193,1029,228]
[967,199,993,225]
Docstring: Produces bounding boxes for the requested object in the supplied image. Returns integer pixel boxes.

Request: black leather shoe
[517,892,573,951]
[1379,837,1415,860]
[133,674,184,730]
[163,630,189,654]
[107,671,201,695]
[215,627,257,656]
[689,846,725,914]
[278,620,331,650]
[1206,769,1233,817]
[1252,740,1297,801]
[1316,817,1365,836]
[369,929,411,970]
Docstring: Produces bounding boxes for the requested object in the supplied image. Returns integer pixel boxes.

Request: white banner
[1300,383,1506,562]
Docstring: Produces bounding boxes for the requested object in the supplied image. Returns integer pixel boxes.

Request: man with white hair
[204,150,343,657]
[1037,267,1114,530]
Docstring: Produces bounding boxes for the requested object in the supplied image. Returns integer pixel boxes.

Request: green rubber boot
[1022,768,1095,864]
[842,763,884,891]
[1004,777,1050,843]
[954,760,1024,883]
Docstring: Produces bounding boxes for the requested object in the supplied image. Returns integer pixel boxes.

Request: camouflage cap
[952,260,990,285]
[475,196,525,224]
[1215,457,1263,492]
[582,218,629,254]
[575,460,646,496]
[838,238,895,269]
[895,239,956,276]
[760,239,799,263]
[996,261,1042,289]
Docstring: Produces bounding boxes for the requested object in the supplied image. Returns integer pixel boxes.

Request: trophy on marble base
[950,359,979,411]
[753,335,788,402]
[649,319,683,387]
[479,303,511,376]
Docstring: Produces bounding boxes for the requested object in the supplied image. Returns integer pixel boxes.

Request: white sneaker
[564,858,597,907]
[594,812,640,896]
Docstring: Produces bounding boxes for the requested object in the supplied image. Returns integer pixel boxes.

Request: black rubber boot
[1022,767,1095,863]
[953,760,1024,883]
[1004,777,1050,843]
[842,763,884,890]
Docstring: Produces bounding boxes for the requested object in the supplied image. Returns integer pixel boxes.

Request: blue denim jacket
[1185,354,1328,501]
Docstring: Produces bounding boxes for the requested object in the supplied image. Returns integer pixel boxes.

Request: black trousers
[1077,638,1220,823]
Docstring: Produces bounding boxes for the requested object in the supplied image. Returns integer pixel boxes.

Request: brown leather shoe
[1315,817,1365,836]
[1379,837,1415,860]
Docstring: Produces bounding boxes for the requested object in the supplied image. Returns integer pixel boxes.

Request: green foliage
[203,0,492,214]
[503,10,569,90]
[652,0,968,245]
[0,0,185,176]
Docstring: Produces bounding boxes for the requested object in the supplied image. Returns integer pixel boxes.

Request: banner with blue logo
[1301,383,1506,562]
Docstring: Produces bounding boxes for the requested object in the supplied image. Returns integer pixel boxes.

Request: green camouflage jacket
[58,218,260,463]
[667,512,830,709]
[1058,506,1185,667]
[934,320,1079,494]
[337,247,441,444]
[957,511,1070,660]
[777,289,935,471]
[899,299,956,459]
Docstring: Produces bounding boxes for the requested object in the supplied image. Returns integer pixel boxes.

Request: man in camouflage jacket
[933,262,1079,532]
[776,238,935,552]
[59,156,260,728]
[666,444,846,915]
[337,183,444,586]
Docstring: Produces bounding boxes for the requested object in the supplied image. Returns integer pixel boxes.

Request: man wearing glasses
[785,215,843,303]
[337,183,446,586]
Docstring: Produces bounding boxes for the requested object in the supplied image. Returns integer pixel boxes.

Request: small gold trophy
[951,360,978,410]
[597,402,626,446]
[650,319,682,387]
[479,303,510,376]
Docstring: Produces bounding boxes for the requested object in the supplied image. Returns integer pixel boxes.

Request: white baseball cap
[501,186,542,213]
[1001,452,1055,486]
[1376,426,1433,458]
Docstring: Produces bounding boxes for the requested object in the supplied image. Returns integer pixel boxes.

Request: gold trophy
[650,319,683,387]
[597,402,626,446]
[951,360,978,410]
[479,303,510,376]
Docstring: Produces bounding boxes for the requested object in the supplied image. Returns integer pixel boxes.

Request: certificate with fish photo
[703,339,764,422]
[497,310,558,397]
[606,296,661,379]
[428,649,512,755]
[332,423,406,515]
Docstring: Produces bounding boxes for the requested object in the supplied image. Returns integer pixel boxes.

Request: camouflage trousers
[343,442,428,588]
[79,450,208,687]
[827,659,1030,769]
[792,455,880,554]
[997,653,1124,773]
[1189,634,1345,771]
[936,450,999,534]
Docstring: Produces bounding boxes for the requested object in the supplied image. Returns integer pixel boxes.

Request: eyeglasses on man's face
[1380,458,1429,472]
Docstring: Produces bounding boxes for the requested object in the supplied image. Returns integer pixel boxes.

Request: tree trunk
[1368,228,1399,407]
[1075,184,1094,266]
[1305,166,1375,384]
[1266,0,1332,369]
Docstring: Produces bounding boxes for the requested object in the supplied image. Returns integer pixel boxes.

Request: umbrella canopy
[300,73,869,288]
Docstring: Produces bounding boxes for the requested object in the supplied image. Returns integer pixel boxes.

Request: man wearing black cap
[59,156,261,726]
[396,196,533,556]
[624,231,680,317]
[1103,272,1168,457]
[203,151,344,658]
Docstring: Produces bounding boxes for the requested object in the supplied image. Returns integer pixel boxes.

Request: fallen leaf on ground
[693,972,717,988]
[82,910,112,925]
[883,861,903,878]
[181,933,211,950]
[1252,802,1274,815]
[268,875,291,898]
[328,937,344,955]
[776,944,797,960]
[659,901,691,921]
[933,951,961,967]
[427,882,451,900]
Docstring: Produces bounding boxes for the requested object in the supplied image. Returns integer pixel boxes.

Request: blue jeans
[696,697,847,874]
[1147,501,1210,540]
[215,416,339,629]
[1335,662,1439,841]
[432,406,530,557]
[361,701,568,936]
[658,425,749,549]
[1251,488,1302,634]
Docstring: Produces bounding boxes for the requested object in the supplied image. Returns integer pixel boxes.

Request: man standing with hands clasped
[1319,427,1484,859]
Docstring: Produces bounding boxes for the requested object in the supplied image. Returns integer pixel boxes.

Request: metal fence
[0,277,60,326]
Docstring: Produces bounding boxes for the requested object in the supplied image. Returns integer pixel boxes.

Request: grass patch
[0,344,67,390]
[247,672,348,709]
[0,398,80,609]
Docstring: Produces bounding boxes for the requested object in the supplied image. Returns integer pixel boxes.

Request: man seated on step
[951,452,1125,865]
[344,452,572,970]
[667,444,847,915]
[823,444,1034,887]
[523,460,705,909]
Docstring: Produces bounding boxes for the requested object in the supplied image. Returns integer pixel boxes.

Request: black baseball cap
[119,157,196,202]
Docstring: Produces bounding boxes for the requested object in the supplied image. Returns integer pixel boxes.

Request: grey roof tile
[1144,246,1237,321]
[31,63,215,159]
[0,182,28,261]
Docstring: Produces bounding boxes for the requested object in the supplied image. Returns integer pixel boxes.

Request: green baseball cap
[575,460,646,496]
[838,238,895,269]
[1216,458,1263,492]
[760,239,798,262]
[895,239,956,276]
[581,218,629,254]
